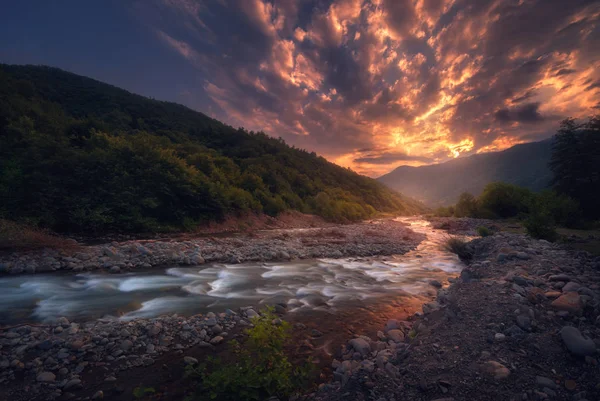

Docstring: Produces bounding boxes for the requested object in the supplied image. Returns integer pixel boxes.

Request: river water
[0,218,466,324]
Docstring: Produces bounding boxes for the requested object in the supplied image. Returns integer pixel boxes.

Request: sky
[1,0,600,177]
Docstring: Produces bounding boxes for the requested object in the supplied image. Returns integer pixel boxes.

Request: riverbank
[0,218,431,401]
[312,218,600,401]
[0,219,424,275]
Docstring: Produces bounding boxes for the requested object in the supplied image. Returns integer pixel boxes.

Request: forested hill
[0,64,424,233]
[378,139,553,206]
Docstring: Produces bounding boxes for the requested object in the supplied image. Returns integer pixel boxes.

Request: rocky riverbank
[313,222,600,401]
[0,219,426,401]
[0,219,424,275]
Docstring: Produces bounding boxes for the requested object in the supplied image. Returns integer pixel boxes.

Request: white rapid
[0,218,466,324]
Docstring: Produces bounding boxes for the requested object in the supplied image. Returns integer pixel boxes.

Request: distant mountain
[0,64,425,233]
[378,140,554,206]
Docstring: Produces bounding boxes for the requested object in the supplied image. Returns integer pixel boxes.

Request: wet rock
[560,326,596,356]
[109,266,120,274]
[494,333,506,342]
[92,390,104,399]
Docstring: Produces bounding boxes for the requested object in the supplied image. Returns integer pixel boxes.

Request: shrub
[524,211,558,242]
[476,226,492,237]
[434,206,454,217]
[186,308,313,401]
[443,237,473,260]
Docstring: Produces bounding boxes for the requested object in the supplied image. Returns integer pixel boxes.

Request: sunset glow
[5,0,598,177]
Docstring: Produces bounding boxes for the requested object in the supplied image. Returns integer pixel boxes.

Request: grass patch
[476,226,492,237]
[443,237,473,261]
[0,219,79,252]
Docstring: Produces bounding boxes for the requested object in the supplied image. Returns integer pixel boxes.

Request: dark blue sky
[1,1,202,106]
[1,0,599,176]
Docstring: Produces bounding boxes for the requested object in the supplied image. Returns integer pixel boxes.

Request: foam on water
[0,218,467,323]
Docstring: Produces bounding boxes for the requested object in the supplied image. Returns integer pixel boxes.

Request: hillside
[0,64,424,233]
[378,140,553,206]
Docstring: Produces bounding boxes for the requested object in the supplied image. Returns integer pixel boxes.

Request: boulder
[348,338,371,357]
[560,326,596,356]
[551,292,583,314]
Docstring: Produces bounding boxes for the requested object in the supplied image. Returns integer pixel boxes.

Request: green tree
[454,192,478,217]
[550,116,600,220]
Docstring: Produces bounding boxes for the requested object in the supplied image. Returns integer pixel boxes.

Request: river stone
[349,338,371,357]
[536,376,558,389]
[429,280,442,288]
[551,292,583,314]
[183,356,198,365]
[386,329,405,343]
[210,336,224,345]
[516,315,531,331]
[120,340,133,351]
[64,379,82,390]
[37,372,56,382]
[481,361,510,380]
[560,326,596,356]
[384,319,400,333]
[549,274,571,282]
[562,282,581,292]
[245,309,259,319]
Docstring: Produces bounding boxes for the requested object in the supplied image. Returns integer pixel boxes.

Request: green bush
[443,237,473,260]
[476,226,492,237]
[524,211,558,242]
[478,182,534,218]
[186,308,313,401]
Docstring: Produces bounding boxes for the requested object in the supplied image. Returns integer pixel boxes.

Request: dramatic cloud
[137,0,600,176]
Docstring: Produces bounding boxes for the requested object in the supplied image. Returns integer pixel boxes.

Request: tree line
[435,116,600,240]
[0,65,423,233]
